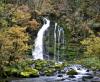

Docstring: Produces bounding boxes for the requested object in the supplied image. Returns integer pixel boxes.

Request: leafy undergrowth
[0,57,100,78]
[0,59,68,78]
[74,57,100,71]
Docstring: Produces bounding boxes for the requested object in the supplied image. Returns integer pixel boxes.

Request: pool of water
[0,75,99,82]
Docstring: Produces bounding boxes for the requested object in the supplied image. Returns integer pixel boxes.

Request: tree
[0,26,31,65]
[81,34,100,58]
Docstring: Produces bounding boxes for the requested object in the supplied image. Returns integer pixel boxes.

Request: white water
[57,27,61,62]
[57,27,65,62]
[62,28,65,57]
[64,64,93,75]
[32,18,50,60]
[54,23,57,60]
[53,24,65,62]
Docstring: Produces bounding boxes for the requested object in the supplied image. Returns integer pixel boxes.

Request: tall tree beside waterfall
[0,26,31,65]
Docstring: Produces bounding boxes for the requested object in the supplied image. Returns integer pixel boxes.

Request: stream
[1,64,100,82]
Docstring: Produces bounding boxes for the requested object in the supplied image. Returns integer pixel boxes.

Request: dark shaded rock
[86,69,90,72]
[39,72,45,76]
[77,68,81,70]
[83,75,93,79]
[57,74,63,77]
[91,77,100,82]
[58,70,62,74]
[69,75,76,78]
[95,70,100,77]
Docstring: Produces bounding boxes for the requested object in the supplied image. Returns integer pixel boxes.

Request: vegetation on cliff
[0,0,100,78]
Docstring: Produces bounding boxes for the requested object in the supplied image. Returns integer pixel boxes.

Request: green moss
[20,72,30,77]
[44,68,55,76]
[62,61,68,67]
[67,69,78,75]
[34,59,47,70]
[55,64,62,70]
[20,68,39,77]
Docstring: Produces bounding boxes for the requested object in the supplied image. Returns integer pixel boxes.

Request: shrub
[81,35,100,58]
[3,67,20,77]
[76,57,100,70]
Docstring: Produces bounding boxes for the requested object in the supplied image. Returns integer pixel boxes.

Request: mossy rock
[62,61,68,67]
[34,59,47,70]
[30,69,39,77]
[44,68,55,76]
[47,60,55,67]
[20,71,30,77]
[67,69,78,75]
[20,68,39,77]
[55,64,62,70]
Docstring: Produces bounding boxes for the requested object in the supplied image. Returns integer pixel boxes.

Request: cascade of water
[57,27,65,62]
[53,22,65,62]
[57,27,61,62]
[54,23,57,61]
[61,28,65,59]
[32,18,50,60]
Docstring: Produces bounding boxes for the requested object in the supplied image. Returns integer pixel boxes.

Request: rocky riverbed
[1,64,100,82]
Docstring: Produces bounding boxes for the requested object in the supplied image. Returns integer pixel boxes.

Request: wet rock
[64,67,69,72]
[57,74,63,77]
[86,69,90,72]
[91,77,100,82]
[95,70,100,77]
[56,75,68,81]
[69,75,76,78]
[82,75,93,79]
[39,72,45,76]
[31,64,35,68]
[77,68,81,70]
[61,70,66,74]
[63,79,71,82]
[67,69,78,75]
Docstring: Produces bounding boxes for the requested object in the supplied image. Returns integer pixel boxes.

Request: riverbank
[0,59,100,82]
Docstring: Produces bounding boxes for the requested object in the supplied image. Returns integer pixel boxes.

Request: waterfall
[57,27,64,62]
[57,27,61,62]
[54,23,65,62]
[54,23,57,60]
[62,28,65,58]
[32,18,50,60]
[32,18,65,61]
